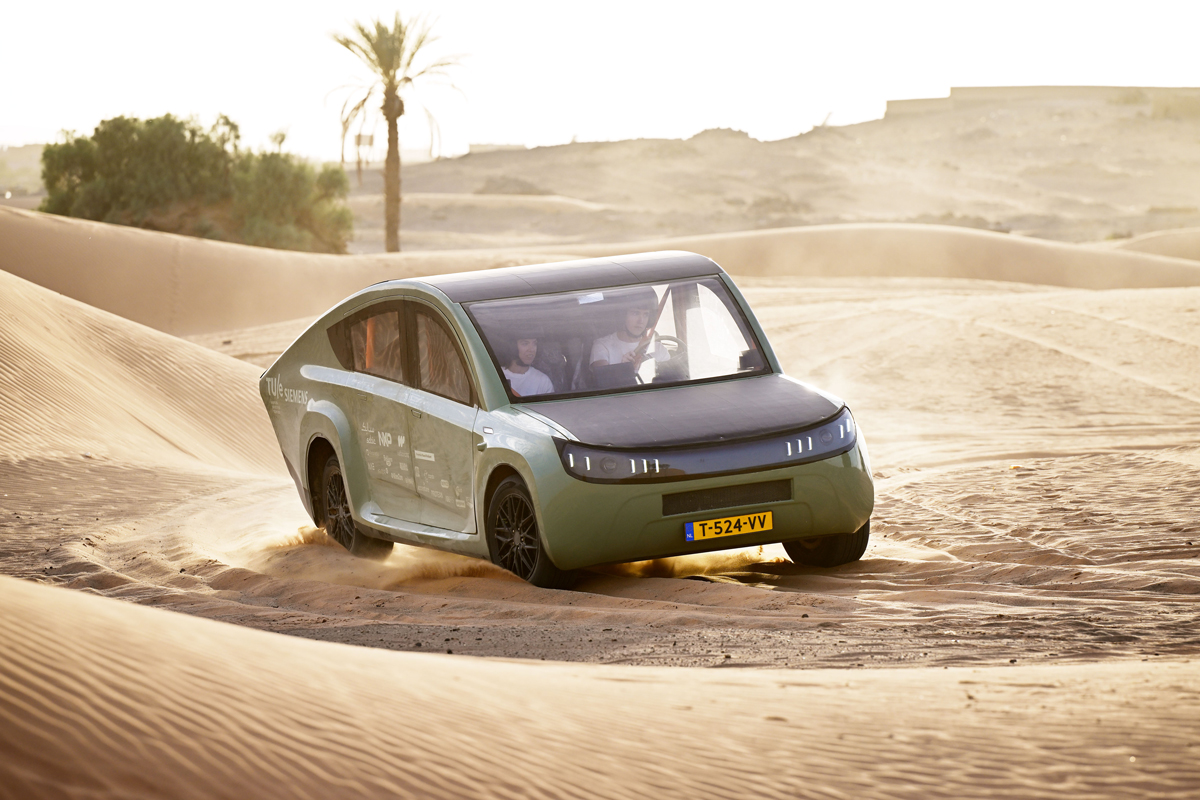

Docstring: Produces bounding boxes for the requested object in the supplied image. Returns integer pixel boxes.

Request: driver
[501,329,555,397]
[590,288,670,370]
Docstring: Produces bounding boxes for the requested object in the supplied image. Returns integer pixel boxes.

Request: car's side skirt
[356,506,486,558]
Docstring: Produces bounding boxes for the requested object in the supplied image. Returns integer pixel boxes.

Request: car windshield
[464,277,769,401]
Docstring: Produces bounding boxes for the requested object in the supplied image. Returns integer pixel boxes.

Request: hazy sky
[3,1,1200,162]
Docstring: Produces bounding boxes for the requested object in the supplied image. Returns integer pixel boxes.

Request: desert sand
[372,86,1200,251]
[14,86,1200,256]
[3,104,1200,794]
[4,206,1200,337]
[3,574,1198,800]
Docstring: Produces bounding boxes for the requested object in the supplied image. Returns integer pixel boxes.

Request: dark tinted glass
[465,277,767,401]
[349,309,405,384]
[415,310,472,405]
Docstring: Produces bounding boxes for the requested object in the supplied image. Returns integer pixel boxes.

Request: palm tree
[333,14,457,252]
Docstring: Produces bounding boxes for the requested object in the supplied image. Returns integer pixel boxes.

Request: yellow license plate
[685,511,773,542]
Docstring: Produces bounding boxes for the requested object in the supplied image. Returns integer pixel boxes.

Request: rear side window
[350,310,405,384]
[327,300,407,385]
[415,308,472,405]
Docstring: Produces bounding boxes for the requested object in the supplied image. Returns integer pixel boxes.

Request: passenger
[500,331,555,397]
[590,289,670,371]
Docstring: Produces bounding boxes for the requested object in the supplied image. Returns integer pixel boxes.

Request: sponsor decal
[264,376,308,405]
[414,450,436,462]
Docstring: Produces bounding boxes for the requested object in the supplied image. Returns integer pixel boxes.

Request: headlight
[555,407,859,484]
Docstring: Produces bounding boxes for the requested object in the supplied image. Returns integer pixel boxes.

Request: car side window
[414,308,472,405]
[349,307,406,384]
[321,302,410,386]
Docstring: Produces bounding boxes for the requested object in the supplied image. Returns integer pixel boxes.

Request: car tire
[783,520,870,567]
[486,476,575,589]
[321,454,394,561]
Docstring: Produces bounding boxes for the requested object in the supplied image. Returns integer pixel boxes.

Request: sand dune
[359,191,611,213]
[6,207,1200,339]
[394,91,1200,247]
[3,574,1198,800]
[0,265,276,472]
[565,223,1200,289]
[0,206,576,336]
[1114,226,1200,262]
[347,193,616,254]
[3,209,1200,797]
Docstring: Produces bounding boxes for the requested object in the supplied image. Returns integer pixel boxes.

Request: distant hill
[0,144,44,197]
[13,86,1200,254]
[350,86,1200,253]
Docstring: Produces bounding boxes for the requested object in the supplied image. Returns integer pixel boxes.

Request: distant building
[468,143,528,155]
[885,86,1200,120]
[345,150,437,167]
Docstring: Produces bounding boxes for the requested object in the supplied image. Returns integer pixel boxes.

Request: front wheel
[321,455,394,561]
[486,476,575,589]
[783,520,870,567]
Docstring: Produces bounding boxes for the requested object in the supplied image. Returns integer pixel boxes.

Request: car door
[407,301,479,533]
[342,300,419,523]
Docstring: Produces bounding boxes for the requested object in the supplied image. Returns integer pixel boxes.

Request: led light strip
[560,410,856,481]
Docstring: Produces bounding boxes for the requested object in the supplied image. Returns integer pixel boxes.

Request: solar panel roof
[417,251,724,303]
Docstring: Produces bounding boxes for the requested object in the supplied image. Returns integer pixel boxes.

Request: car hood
[518,374,843,448]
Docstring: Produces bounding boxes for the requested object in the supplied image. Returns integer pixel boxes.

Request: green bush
[40,114,352,254]
[233,153,352,254]
[41,115,231,223]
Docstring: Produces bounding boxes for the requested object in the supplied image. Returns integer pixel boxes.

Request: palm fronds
[332,13,461,134]
[331,13,461,251]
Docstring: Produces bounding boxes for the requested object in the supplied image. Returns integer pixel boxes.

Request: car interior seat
[567,336,595,392]
[533,339,569,393]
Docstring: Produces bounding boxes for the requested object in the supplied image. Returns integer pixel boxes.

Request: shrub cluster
[40,115,352,254]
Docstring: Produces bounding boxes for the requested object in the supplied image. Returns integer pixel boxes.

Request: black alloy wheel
[486,476,574,589]
[783,520,870,568]
[493,490,538,578]
[321,455,393,561]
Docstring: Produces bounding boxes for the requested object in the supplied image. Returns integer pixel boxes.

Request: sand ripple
[4,217,1200,796]
[2,576,1199,800]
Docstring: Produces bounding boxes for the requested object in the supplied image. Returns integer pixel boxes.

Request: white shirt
[590,332,669,366]
[503,365,555,396]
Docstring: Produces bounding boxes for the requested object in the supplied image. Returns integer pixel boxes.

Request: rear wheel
[783,520,870,567]
[321,455,394,561]
[486,476,574,589]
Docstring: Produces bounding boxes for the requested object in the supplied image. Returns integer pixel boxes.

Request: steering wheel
[656,334,686,358]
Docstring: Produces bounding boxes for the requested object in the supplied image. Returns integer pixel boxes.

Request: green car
[260,251,874,588]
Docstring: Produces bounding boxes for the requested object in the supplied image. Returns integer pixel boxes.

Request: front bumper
[538,440,874,570]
